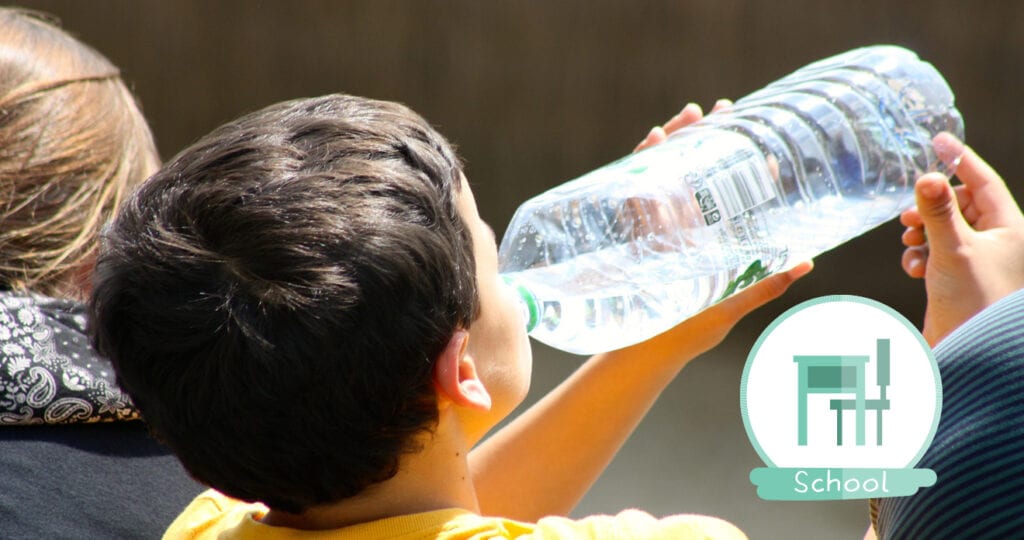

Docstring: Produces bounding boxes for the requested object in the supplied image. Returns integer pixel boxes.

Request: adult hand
[901,132,1024,345]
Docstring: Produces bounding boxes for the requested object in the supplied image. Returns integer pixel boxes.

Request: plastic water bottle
[498,45,964,355]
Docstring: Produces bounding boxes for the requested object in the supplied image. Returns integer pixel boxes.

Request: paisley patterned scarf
[0,292,138,425]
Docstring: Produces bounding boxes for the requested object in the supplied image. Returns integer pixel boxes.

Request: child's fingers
[715,260,814,322]
[661,102,703,135]
[710,98,733,113]
[636,99,729,152]
[634,126,667,152]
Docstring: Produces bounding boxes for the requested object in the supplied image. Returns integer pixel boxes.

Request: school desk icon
[794,338,890,447]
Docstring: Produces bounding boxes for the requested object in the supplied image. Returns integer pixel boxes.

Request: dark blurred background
[21,1,1023,537]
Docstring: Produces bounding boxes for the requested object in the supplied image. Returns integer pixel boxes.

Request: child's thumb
[914,173,970,250]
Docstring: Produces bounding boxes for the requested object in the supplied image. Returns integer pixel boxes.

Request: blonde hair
[0,9,159,299]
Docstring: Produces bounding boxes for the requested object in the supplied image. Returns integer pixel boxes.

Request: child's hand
[472,102,810,521]
[633,99,732,152]
[625,260,813,363]
[900,133,1024,345]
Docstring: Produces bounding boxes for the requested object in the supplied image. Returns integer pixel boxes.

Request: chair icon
[794,339,891,446]
[830,339,890,445]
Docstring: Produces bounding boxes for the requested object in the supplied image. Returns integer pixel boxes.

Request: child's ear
[432,329,492,411]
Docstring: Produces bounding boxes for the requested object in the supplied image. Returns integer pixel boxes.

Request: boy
[90,94,810,538]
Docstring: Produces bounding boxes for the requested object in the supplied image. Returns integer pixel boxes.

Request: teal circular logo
[741,295,941,499]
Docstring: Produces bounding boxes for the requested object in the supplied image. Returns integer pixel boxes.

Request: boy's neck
[261,408,479,530]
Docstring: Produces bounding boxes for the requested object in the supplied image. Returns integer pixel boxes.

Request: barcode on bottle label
[687,148,778,260]
[689,149,774,226]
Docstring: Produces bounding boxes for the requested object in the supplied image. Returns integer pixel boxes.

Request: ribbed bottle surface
[498,46,964,355]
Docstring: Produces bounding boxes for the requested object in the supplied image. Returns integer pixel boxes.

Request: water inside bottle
[502,193,903,355]
[497,46,959,355]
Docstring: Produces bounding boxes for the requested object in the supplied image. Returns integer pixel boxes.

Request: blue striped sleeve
[874,288,1024,539]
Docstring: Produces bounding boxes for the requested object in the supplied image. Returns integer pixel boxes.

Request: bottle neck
[502,275,539,333]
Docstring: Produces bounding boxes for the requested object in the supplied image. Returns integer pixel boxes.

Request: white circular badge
[742,295,941,470]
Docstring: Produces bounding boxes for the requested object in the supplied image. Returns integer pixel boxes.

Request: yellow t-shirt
[165,489,747,540]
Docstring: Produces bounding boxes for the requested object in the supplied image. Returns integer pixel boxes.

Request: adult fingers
[902,246,927,278]
[952,184,980,225]
[902,226,925,247]
[900,207,923,229]
[913,173,972,252]
[935,133,1020,226]
[902,185,978,231]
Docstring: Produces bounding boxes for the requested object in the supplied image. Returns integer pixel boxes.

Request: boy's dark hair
[89,94,479,513]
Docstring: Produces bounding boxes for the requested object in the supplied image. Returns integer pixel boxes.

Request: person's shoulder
[532,509,747,540]
[163,489,268,540]
[933,286,1024,373]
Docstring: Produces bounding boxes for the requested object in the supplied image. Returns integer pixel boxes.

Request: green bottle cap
[502,276,539,333]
